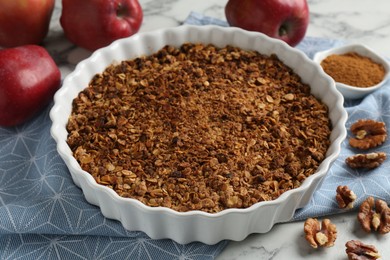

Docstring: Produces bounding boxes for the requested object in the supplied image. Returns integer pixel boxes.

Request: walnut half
[304,218,337,248]
[345,240,380,260]
[336,185,357,209]
[349,119,387,150]
[357,196,390,234]
[345,152,386,169]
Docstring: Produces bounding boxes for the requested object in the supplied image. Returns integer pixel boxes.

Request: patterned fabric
[0,101,228,259]
[294,89,390,220]
[1,12,389,259]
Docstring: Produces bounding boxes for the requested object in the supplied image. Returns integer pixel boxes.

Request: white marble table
[49,0,390,259]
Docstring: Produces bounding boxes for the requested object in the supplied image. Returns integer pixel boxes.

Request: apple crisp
[66,43,331,213]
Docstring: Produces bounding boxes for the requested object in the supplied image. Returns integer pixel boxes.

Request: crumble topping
[66,43,331,213]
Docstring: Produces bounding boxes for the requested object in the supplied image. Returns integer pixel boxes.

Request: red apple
[225,0,309,47]
[0,45,61,127]
[60,0,143,51]
[0,0,55,48]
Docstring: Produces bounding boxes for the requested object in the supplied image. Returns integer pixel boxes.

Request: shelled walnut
[336,185,357,209]
[357,196,390,234]
[349,119,387,150]
[345,152,386,169]
[345,240,381,260]
[304,218,337,248]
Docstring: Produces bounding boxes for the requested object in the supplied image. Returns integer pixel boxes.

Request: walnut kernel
[336,185,357,209]
[357,196,390,234]
[345,152,386,169]
[349,119,387,150]
[304,218,337,248]
[345,240,380,260]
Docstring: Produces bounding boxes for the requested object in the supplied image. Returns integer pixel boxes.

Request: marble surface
[141,0,390,56]
[47,0,390,259]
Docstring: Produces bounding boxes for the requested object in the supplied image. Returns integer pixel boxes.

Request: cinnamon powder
[320,52,385,88]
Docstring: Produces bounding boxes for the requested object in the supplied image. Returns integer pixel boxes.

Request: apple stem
[117,3,129,18]
[279,24,288,37]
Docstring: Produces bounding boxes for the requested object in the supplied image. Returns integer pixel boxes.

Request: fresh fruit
[0,45,61,127]
[60,0,143,51]
[225,0,309,46]
[0,0,55,47]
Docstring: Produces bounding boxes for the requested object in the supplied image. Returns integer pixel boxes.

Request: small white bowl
[50,25,347,244]
[313,44,390,99]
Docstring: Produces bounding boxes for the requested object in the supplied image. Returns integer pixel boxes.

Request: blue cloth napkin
[1,12,390,260]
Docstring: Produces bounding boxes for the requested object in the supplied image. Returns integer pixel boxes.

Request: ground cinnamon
[320,52,385,88]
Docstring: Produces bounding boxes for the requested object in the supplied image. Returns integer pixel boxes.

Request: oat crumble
[66,43,331,213]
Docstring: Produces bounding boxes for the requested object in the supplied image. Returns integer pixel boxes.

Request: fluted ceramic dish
[313,43,390,99]
[50,25,348,244]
